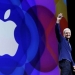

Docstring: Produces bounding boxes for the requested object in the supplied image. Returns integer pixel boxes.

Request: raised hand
[56,13,63,23]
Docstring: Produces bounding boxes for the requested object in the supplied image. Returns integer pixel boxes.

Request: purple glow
[27,0,55,14]
[31,66,60,75]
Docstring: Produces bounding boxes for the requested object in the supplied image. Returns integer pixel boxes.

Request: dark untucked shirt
[55,23,75,66]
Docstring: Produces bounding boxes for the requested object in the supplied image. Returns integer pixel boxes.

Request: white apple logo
[0,9,19,56]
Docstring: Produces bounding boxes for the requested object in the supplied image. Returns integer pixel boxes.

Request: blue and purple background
[0,0,68,75]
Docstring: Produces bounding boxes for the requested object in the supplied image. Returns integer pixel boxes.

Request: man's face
[64,30,71,39]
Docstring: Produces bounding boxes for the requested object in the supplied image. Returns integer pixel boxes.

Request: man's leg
[59,60,72,75]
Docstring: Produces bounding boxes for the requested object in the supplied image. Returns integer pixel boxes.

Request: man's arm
[55,23,62,42]
[71,54,75,71]
[55,13,63,42]
[72,58,75,72]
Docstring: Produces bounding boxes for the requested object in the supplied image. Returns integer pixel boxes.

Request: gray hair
[63,28,71,33]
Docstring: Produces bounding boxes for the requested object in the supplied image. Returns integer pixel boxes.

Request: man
[55,13,75,75]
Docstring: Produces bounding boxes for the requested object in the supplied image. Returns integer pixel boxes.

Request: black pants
[59,59,72,75]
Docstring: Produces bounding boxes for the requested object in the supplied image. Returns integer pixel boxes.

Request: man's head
[63,28,71,39]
